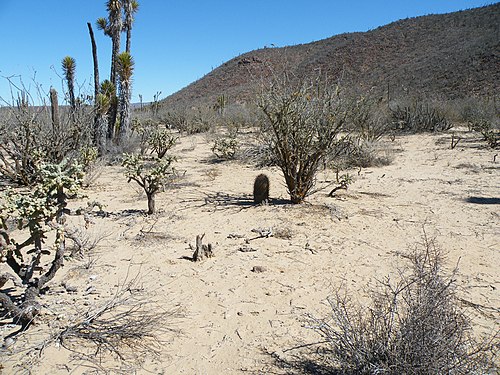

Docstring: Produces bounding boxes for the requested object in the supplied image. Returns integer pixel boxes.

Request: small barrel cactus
[253,174,270,204]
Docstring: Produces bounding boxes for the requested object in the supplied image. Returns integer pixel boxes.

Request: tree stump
[191,234,214,262]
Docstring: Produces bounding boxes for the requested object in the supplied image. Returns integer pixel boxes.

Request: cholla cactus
[0,160,84,328]
[122,153,175,214]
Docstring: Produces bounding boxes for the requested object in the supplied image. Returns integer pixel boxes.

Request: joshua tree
[97,0,122,140]
[61,56,77,112]
[117,52,134,142]
[100,79,117,139]
[97,0,122,88]
[123,0,139,53]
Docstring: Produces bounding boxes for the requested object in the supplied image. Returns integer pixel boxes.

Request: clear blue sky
[0,1,494,104]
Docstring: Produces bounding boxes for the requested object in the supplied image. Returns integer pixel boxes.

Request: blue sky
[0,1,494,104]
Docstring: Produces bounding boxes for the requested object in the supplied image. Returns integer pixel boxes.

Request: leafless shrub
[307,235,498,374]
[3,274,182,374]
[238,143,278,167]
[390,100,452,133]
[65,223,109,258]
[56,277,181,369]
[258,72,351,203]
[346,95,392,142]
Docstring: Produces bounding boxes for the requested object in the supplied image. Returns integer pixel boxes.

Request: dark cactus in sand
[253,174,269,204]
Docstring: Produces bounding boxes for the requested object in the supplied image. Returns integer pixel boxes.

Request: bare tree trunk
[110,33,121,90]
[95,114,108,156]
[126,25,132,53]
[118,83,131,143]
[49,88,60,131]
[87,23,100,104]
[146,191,155,214]
[191,234,214,262]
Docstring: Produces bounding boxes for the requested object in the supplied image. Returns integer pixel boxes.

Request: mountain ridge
[162,4,500,108]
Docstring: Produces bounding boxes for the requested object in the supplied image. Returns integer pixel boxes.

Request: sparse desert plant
[0,161,84,329]
[54,275,180,371]
[258,73,350,203]
[390,100,452,133]
[6,274,181,373]
[212,135,239,160]
[469,119,499,148]
[307,235,497,374]
[347,95,392,142]
[122,153,176,214]
[328,173,354,197]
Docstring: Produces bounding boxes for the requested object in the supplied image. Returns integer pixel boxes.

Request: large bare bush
[258,74,349,203]
[308,235,498,374]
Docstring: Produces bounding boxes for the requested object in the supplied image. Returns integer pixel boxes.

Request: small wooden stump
[190,234,214,262]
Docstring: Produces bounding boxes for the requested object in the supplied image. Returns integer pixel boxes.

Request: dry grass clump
[5,275,182,373]
[306,235,498,374]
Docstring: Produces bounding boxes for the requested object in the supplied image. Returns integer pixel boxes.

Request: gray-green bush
[258,74,350,204]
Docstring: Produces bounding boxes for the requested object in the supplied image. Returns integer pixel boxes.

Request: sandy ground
[1,128,499,374]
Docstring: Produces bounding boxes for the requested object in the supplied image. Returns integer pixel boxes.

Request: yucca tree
[100,79,117,139]
[117,52,134,142]
[123,0,139,53]
[97,0,122,140]
[96,0,122,88]
[61,56,76,112]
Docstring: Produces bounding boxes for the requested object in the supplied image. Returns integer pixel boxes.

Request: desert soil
[1,128,499,374]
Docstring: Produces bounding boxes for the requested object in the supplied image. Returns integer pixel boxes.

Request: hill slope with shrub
[162,3,499,108]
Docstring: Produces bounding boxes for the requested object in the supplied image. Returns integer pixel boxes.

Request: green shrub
[212,136,239,160]
[122,153,176,214]
[0,161,84,328]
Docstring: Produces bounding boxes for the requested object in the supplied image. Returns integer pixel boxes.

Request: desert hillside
[162,3,500,109]
[1,127,498,373]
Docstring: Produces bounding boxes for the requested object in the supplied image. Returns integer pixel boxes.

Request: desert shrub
[239,143,279,168]
[347,96,392,142]
[308,236,497,374]
[122,153,176,214]
[0,83,94,185]
[258,74,350,203]
[468,119,499,149]
[212,135,239,160]
[133,119,178,158]
[453,97,498,125]
[0,160,84,328]
[390,100,452,133]
[160,108,214,134]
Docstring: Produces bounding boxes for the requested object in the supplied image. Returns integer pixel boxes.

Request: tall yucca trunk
[117,52,134,143]
[61,56,76,112]
[87,22,100,104]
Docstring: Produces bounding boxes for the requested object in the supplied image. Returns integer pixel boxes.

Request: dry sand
[1,128,498,374]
